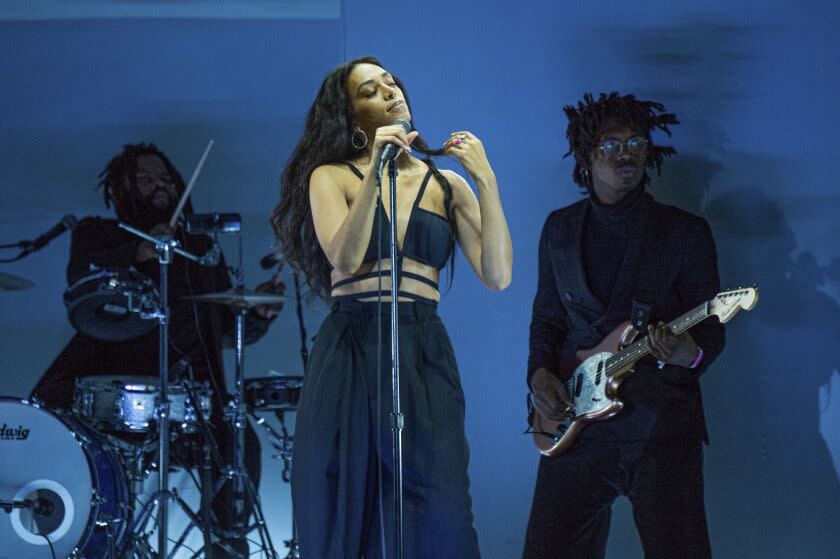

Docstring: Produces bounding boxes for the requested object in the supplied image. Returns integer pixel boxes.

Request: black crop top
[331,162,454,304]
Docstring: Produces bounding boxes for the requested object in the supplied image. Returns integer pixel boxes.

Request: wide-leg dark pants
[292,301,481,559]
[522,439,710,559]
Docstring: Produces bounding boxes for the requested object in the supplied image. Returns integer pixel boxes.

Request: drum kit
[1,242,304,558]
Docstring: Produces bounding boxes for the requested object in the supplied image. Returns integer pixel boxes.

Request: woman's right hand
[367,123,419,168]
[530,368,575,421]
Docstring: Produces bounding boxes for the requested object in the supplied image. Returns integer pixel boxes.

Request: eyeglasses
[136,172,173,188]
[598,137,648,157]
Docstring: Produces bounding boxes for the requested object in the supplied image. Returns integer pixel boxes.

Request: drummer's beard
[134,186,178,230]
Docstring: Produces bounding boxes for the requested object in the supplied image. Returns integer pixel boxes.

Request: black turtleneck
[581,186,645,306]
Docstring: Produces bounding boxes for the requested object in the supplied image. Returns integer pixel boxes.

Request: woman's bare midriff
[330,257,440,302]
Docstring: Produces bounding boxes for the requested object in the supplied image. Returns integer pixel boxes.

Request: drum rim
[64,268,159,296]
[0,397,130,554]
[75,374,190,393]
[245,375,304,387]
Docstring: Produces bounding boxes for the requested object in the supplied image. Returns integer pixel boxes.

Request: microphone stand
[293,271,309,369]
[283,270,309,559]
[386,157,405,559]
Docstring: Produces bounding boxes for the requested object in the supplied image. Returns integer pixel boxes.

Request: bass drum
[0,398,130,558]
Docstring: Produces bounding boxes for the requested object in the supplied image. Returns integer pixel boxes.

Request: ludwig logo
[0,424,30,441]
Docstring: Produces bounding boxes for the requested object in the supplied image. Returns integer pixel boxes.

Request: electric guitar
[531,287,758,457]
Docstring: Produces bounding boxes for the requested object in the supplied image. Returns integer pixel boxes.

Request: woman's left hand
[444,131,493,180]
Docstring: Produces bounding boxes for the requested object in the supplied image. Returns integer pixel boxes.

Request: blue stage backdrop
[1,1,838,557]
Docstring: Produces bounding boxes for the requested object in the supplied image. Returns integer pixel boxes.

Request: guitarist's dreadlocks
[563,92,679,191]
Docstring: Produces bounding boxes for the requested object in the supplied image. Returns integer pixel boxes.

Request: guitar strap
[630,197,665,330]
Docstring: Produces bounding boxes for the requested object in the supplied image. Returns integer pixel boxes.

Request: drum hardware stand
[204,222,279,558]
[118,222,209,559]
[152,380,259,559]
[250,410,299,559]
[179,260,280,557]
[130,486,208,558]
[222,296,278,558]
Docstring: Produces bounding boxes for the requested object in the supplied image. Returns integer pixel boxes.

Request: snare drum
[73,375,212,433]
[0,398,130,558]
[64,268,160,341]
[245,375,303,411]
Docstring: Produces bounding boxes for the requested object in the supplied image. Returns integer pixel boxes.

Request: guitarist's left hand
[647,322,700,368]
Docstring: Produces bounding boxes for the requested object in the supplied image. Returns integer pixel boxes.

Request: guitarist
[523,93,726,559]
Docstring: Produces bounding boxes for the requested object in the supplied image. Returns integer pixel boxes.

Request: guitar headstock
[709,287,759,323]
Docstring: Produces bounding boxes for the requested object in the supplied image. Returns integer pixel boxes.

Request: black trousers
[292,300,481,559]
[522,439,710,559]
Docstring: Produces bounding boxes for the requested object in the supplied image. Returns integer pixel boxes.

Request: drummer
[30,142,284,558]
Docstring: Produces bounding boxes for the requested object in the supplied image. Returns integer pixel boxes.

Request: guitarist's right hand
[530,368,575,421]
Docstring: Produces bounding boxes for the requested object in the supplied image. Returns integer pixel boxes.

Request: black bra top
[331,162,453,303]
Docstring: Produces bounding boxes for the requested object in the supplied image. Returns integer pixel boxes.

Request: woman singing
[271,57,512,558]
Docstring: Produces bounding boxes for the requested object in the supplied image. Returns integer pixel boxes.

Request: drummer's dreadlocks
[563,92,679,191]
[98,143,188,225]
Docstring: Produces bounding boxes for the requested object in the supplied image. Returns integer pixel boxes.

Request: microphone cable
[40,534,56,559]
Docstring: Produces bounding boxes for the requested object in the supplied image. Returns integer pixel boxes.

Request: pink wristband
[689,347,704,369]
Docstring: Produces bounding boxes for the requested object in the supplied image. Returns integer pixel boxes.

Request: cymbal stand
[118,222,206,558]
[222,300,278,558]
[249,410,298,558]
[179,231,278,558]
[198,231,277,557]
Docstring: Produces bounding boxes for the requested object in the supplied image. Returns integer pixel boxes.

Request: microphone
[260,251,282,270]
[377,118,412,181]
[23,214,77,253]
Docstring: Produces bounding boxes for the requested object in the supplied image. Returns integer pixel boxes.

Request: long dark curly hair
[98,142,191,227]
[563,92,679,191]
[271,57,457,301]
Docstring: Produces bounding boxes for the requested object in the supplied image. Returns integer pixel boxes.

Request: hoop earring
[351,128,368,150]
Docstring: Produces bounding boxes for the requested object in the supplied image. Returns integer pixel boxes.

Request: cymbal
[0,272,35,291]
[184,288,286,309]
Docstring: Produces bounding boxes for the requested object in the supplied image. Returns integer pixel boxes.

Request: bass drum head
[0,398,128,558]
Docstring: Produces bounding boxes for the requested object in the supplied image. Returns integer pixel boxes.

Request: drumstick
[168,139,214,228]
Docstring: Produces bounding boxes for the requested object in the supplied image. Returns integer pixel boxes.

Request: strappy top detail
[332,162,453,304]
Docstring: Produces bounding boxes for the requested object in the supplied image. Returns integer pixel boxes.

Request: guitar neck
[604,301,710,375]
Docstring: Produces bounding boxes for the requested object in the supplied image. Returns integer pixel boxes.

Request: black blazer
[528,192,725,443]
